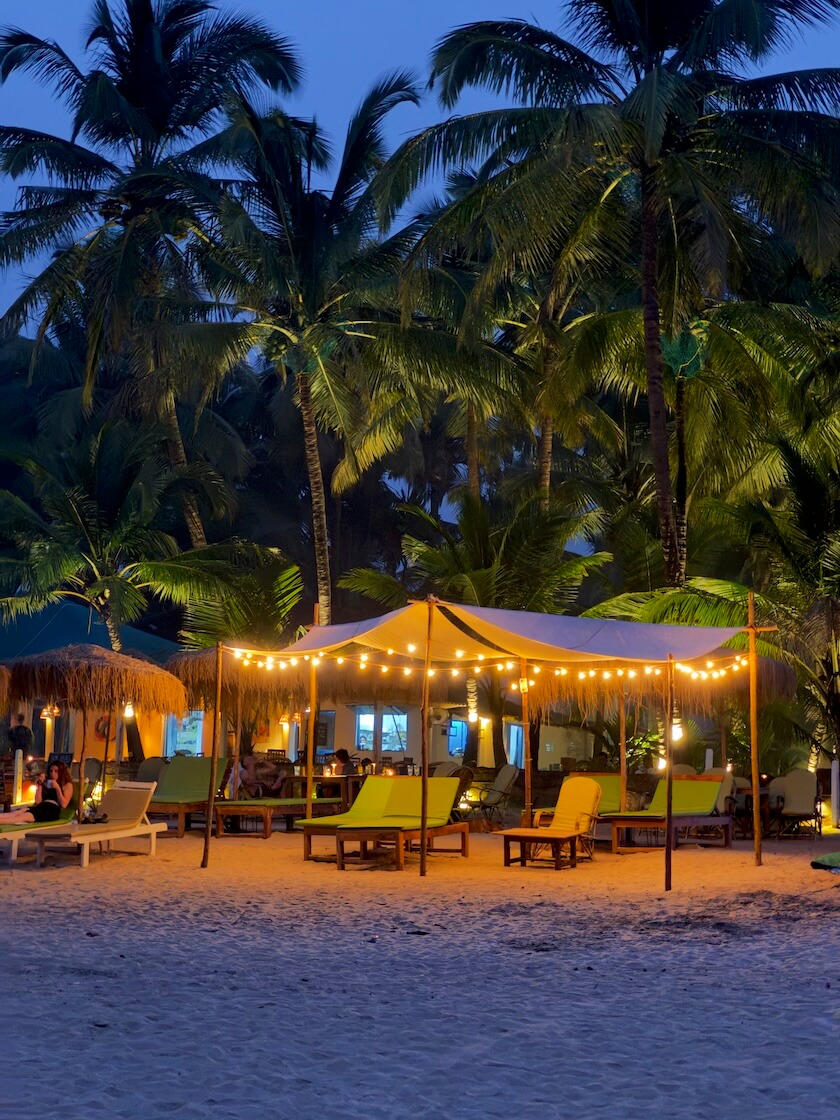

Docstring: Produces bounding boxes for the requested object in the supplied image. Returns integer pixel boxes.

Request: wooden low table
[502,829,578,870]
[335,822,469,870]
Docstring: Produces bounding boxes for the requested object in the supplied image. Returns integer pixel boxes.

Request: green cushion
[601,778,721,818]
[299,776,459,831]
[590,774,622,815]
[151,756,214,803]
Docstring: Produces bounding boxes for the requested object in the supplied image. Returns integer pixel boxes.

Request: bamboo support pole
[619,692,627,811]
[520,660,532,825]
[201,641,223,869]
[419,598,434,877]
[305,604,320,823]
[748,591,762,866]
[664,655,675,892]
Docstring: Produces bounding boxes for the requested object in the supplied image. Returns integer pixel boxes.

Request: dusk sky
[0,0,838,305]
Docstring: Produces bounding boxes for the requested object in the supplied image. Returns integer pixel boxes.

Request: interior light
[455,650,464,658]
[123,703,135,720]
[407,644,417,653]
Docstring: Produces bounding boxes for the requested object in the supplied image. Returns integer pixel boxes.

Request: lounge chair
[136,756,167,784]
[776,768,821,837]
[24,781,167,868]
[432,761,459,777]
[461,763,519,827]
[602,776,731,853]
[0,787,79,863]
[498,777,602,870]
[2,755,15,813]
[147,756,217,837]
[297,775,396,859]
[333,777,466,870]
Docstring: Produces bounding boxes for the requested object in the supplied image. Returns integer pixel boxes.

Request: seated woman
[2,761,74,822]
[321,749,357,798]
[238,753,288,798]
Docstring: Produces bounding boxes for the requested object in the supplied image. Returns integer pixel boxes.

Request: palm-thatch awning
[167,646,459,712]
[7,644,187,714]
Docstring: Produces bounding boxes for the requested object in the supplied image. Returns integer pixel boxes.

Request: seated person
[2,761,73,822]
[320,748,357,797]
[332,748,358,776]
[238,753,288,798]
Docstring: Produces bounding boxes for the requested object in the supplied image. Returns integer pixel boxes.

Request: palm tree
[191,74,426,622]
[379,0,840,585]
[0,0,301,546]
[0,418,276,650]
[340,493,610,764]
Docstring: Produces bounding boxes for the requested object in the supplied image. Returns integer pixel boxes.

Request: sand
[1,828,839,1120]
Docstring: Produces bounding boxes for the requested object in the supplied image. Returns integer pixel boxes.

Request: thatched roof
[7,644,187,714]
[167,647,459,712]
[0,664,9,710]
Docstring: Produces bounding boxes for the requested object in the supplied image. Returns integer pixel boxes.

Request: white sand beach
[1,831,839,1120]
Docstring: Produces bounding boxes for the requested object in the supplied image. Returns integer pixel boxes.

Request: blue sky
[0,0,838,306]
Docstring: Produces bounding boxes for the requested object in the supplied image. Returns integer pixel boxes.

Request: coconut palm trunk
[161,392,207,549]
[465,403,480,498]
[537,414,553,512]
[297,371,332,624]
[640,172,682,586]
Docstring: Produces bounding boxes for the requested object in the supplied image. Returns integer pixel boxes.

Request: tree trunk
[99,602,122,653]
[161,391,207,549]
[297,371,332,624]
[466,402,480,499]
[537,413,553,512]
[640,169,681,586]
[674,372,688,584]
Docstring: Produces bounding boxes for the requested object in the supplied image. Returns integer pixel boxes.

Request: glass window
[355,706,408,752]
[165,711,204,757]
[506,722,524,768]
[448,719,468,757]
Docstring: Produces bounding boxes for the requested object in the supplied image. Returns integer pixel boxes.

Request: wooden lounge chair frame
[499,777,602,871]
[604,777,732,853]
[214,796,343,838]
[336,821,469,870]
[24,781,167,868]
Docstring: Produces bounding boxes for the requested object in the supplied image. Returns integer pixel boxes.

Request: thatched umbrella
[8,644,187,820]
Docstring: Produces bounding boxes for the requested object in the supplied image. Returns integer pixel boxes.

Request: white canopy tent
[209,598,766,885]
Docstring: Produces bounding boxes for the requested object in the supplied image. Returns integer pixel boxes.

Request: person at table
[6,712,33,756]
[238,753,263,798]
[1,761,73,822]
[332,749,358,776]
[320,748,357,798]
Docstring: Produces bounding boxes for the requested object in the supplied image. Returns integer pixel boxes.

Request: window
[506,722,524,768]
[165,711,204,757]
[355,706,408,752]
[448,718,468,757]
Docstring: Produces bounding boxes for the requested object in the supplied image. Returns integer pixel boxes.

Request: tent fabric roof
[276,601,743,666]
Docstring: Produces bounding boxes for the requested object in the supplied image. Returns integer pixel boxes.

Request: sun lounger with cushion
[148,756,222,837]
[498,777,602,870]
[0,790,78,863]
[24,781,167,868]
[333,777,467,870]
[603,776,731,853]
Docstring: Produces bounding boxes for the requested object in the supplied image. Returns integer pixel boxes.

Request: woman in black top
[1,761,73,822]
